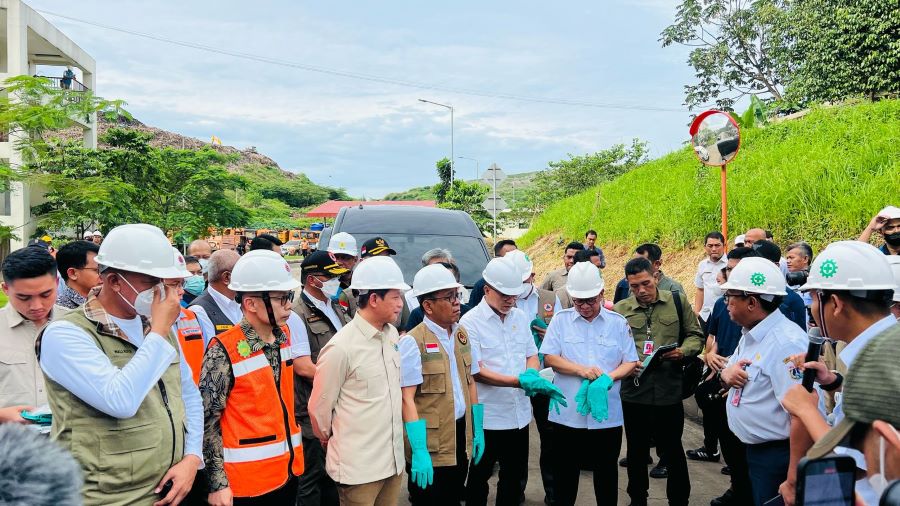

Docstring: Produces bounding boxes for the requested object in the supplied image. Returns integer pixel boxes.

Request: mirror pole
[721,164,728,247]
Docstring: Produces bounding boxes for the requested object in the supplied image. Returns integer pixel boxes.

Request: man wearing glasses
[614,256,704,506]
[541,262,639,505]
[398,263,484,505]
[200,249,309,505]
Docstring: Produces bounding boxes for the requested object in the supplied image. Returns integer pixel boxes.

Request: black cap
[751,240,782,264]
[360,237,396,258]
[301,250,349,277]
[27,239,51,251]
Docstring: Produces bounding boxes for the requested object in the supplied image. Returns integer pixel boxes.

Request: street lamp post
[418,98,454,183]
[457,156,479,181]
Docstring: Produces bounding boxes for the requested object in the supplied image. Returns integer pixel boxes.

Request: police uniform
[293,251,351,506]
[724,310,806,505]
[539,307,638,506]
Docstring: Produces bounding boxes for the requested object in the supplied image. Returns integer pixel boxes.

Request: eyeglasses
[723,291,751,303]
[572,296,600,307]
[163,280,186,289]
[427,292,461,304]
[77,267,100,273]
[245,292,295,306]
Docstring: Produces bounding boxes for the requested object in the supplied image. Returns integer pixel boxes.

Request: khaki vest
[536,288,556,324]
[41,311,186,506]
[292,292,353,436]
[404,323,474,467]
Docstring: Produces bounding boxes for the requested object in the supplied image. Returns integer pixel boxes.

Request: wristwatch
[819,371,843,392]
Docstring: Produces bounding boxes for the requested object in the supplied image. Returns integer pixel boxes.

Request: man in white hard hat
[506,248,560,504]
[718,257,808,506]
[859,205,900,256]
[327,232,360,317]
[771,242,897,504]
[461,257,566,506]
[541,262,639,505]
[82,231,93,241]
[398,263,484,505]
[38,223,203,505]
[309,256,410,505]
[200,249,308,505]
[91,230,102,245]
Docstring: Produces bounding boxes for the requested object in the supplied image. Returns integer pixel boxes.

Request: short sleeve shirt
[694,257,727,321]
[539,307,638,429]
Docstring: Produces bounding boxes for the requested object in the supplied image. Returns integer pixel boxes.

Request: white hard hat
[886,256,900,303]
[169,248,192,278]
[720,257,787,296]
[349,256,410,291]
[228,249,300,292]
[734,234,746,246]
[328,232,358,256]
[800,241,896,292]
[566,261,605,299]
[92,231,103,236]
[95,224,185,278]
[83,231,93,239]
[412,264,462,297]
[504,249,534,282]
[482,257,525,296]
[879,205,900,220]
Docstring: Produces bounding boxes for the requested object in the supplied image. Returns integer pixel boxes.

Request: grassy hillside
[520,100,900,252]
[383,171,538,204]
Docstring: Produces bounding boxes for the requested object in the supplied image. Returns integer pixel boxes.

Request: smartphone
[796,455,855,506]
[159,479,173,497]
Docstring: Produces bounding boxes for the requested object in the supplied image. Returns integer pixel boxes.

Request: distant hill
[384,171,539,205]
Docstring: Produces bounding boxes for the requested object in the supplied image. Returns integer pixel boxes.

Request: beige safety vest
[404,323,474,467]
[40,310,186,506]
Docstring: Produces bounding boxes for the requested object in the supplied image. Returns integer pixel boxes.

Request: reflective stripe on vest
[224,432,302,463]
[215,325,304,498]
[176,309,204,385]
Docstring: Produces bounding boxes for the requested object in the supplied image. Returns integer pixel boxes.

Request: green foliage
[433,157,453,203]
[778,0,900,106]
[729,95,770,129]
[522,139,648,215]
[383,185,436,201]
[661,0,787,109]
[520,100,900,252]
[240,163,350,208]
[438,180,492,234]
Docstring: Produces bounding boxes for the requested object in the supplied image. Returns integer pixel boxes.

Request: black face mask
[885,232,900,247]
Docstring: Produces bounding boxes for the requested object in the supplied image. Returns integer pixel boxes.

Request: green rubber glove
[471,404,486,465]
[518,368,568,406]
[587,374,614,423]
[530,318,548,366]
[575,379,592,416]
[405,420,433,489]
[549,397,564,415]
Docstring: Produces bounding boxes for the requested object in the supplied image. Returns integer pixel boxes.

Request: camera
[785,269,809,286]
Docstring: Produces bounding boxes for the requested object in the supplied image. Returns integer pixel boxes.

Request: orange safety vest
[175,309,205,385]
[214,324,304,498]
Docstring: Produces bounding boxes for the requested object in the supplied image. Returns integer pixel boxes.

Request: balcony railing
[35,75,89,92]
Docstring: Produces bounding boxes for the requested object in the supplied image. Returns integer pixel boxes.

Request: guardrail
[35,75,89,92]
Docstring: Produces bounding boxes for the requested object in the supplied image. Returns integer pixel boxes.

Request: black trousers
[530,395,555,503]
[296,435,339,506]
[465,426,529,506]
[407,417,469,506]
[695,379,723,454]
[709,396,753,504]
[235,476,299,506]
[623,401,690,506]
[746,440,790,506]
[179,470,208,506]
[551,423,622,506]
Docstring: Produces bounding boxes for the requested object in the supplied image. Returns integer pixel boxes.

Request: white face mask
[198,258,210,274]
[119,276,161,317]
[320,278,342,300]
[709,284,724,299]
[859,427,899,505]
[519,283,534,299]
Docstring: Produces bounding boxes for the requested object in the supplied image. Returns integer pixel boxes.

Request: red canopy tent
[305,200,436,219]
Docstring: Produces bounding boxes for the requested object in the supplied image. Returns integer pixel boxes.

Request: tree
[661,0,788,110]
[524,139,649,215]
[432,157,453,203]
[439,180,493,234]
[778,0,900,105]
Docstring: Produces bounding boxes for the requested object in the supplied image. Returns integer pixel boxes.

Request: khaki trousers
[336,474,402,506]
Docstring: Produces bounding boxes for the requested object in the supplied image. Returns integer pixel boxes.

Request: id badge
[643,340,654,355]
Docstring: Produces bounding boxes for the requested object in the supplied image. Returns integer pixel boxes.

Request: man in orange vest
[200,249,307,506]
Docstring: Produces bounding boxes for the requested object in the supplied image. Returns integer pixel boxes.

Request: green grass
[0,291,6,306]
[519,99,900,252]
[283,255,303,261]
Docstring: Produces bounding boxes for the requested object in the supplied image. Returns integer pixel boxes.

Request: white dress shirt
[725,310,807,444]
[695,257,727,321]
[540,307,639,429]
[304,289,344,332]
[189,286,243,346]
[830,316,898,425]
[460,300,538,430]
[398,317,480,420]
[40,316,204,460]
[405,289,420,312]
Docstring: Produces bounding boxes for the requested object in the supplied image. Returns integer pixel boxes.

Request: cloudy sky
[31,1,697,198]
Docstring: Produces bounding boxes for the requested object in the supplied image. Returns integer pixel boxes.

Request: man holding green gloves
[399,264,484,505]
[541,262,639,506]
[461,257,567,506]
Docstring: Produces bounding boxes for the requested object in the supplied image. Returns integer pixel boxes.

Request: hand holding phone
[796,455,855,506]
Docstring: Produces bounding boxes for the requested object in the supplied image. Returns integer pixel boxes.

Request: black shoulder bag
[670,290,704,399]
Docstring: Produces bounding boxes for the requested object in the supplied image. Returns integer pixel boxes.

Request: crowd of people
[0,204,899,506]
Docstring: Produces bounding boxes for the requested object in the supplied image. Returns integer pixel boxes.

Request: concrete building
[0,0,96,254]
